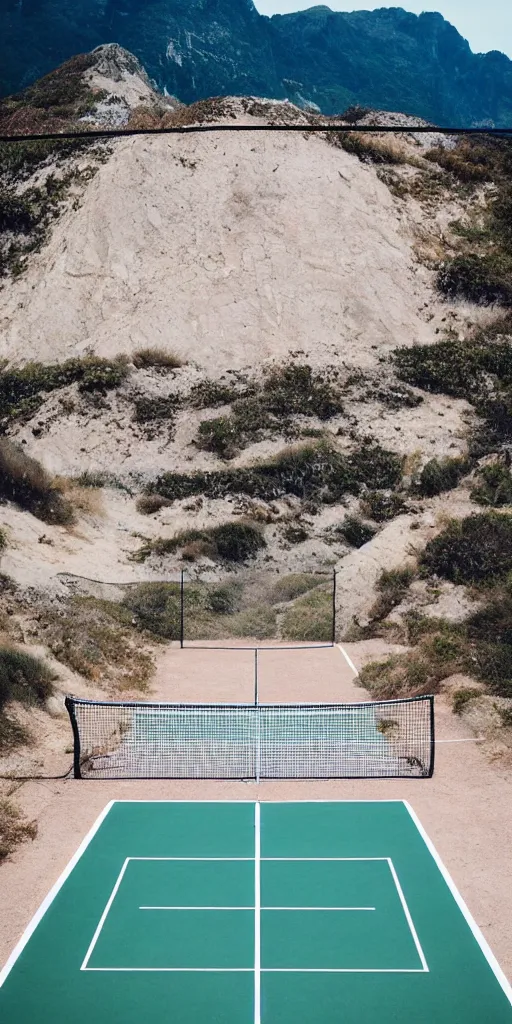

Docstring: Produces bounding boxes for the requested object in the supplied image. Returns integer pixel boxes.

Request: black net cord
[65,695,82,779]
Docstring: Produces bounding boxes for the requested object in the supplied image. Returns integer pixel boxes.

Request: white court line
[139,906,376,911]
[140,906,255,911]
[404,802,512,1006]
[81,858,131,971]
[386,859,428,973]
[336,644,359,677]
[0,800,116,989]
[254,802,261,1024]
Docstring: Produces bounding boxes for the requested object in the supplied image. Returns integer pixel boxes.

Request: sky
[254,0,512,59]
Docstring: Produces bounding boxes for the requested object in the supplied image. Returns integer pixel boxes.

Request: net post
[180,570,185,649]
[428,695,436,777]
[65,696,82,779]
[331,568,337,645]
[254,648,259,706]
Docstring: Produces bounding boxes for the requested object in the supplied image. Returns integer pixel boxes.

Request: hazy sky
[254,1,512,59]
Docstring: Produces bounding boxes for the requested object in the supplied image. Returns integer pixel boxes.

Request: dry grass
[39,597,154,691]
[0,438,74,525]
[136,494,173,515]
[132,347,184,370]
[53,477,104,517]
[281,587,334,642]
[0,796,37,862]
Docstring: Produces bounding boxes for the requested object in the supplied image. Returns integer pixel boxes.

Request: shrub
[0,799,37,862]
[147,440,402,506]
[0,439,75,524]
[136,521,266,564]
[0,646,55,712]
[136,494,173,515]
[123,583,182,639]
[393,340,483,399]
[197,416,240,460]
[471,462,512,506]
[282,523,309,544]
[421,512,512,584]
[188,379,244,409]
[0,356,129,424]
[437,254,512,306]
[132,394,180,424]
[341,105,371,123]
[370,566,415,621]
[360,491,408,523]
[132,348,183,369]
[452,687,482,714]
[338,514,376,548]
[417,456,470,497]
[0,528,6,554]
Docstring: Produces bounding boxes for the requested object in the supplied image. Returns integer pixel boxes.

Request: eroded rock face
[1,1,512,126]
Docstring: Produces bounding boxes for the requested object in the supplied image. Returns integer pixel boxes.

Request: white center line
[254,802,261,1024]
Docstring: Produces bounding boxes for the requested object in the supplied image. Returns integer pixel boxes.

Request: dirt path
[1,641,511,981]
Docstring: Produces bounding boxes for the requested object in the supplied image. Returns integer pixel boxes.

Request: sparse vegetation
[40,597,153,690]
[417,456,470,497]
[271,573,327,603]
[0,356,129,427]
[281,587,333,642]
[132,394,180,439]
[135,521,266,564]
[331,131,410,166]
[369,565,415,622]
[147,440,402,505]
[0,799,37,862]
[195,363,345,459]
[0,645,56,752]
[0,439,75,525]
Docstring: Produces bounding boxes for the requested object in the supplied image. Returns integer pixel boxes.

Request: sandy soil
[1,642,511,981]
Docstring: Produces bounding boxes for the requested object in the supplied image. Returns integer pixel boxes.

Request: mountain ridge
[1,1,512,126]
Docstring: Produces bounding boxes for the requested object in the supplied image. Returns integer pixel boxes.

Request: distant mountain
[1,0,512,126]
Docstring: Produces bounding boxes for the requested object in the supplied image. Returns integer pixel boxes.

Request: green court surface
[1,801,511,1023]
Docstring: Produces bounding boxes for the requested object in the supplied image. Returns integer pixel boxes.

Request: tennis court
[1,800,511,1023]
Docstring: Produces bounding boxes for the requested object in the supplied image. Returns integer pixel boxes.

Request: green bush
[188,379,245,409]
[0,438,74,525]
[197,416,240,459]
[452,687,482,714]
[0,646,55,714]
[421,512,512,584]
[437,254,512,306]
[0,529,6,554]
[393,340,483,399]
[147,441,402,506]
[136,521,266,564]
[471,462,512,506]
[0,188,37,233]
[338,514,377,547]
[0,356,129,424]
[360,490,408,522]
[417,456,470,497]
[123,583,182,639]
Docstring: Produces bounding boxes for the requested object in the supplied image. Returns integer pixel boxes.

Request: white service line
[81,858,131,971]
[254,802,261,1024]
[336,644,359,677]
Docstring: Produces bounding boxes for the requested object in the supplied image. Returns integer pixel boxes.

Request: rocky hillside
[1,1,512,126]
[1,63,512,785]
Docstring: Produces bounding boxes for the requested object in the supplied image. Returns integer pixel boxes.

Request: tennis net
[65,694,434,780]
